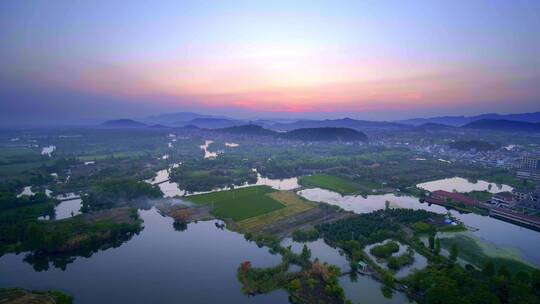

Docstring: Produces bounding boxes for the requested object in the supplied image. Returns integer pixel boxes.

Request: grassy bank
[300,174,358,195]
[187,186,285,221]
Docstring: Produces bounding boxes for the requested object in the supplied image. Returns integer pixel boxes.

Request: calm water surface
[281,238,413,303]
[298,187,540,267]
[416,177,512,193]
[0,208,289,304]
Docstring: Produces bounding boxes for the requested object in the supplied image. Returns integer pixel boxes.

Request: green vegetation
[0,192,57,253]
[187,186,285,221]
[405,264,540,304]
[0,189,142,270]
[279,127,368,142]
[82,178,162,211]
[238,257,346,304]
[1,205,141,255]
[411,221,434,233]
[171,165,256,192]
[464,190,492,202]
[236,191,314,231]
[370,241,400,259]
[292,228,320,242]
[439,234,537,274]
[300,174,358,194]
[0,288,73,304]
[317,209,441,246]
[387,248,415,270]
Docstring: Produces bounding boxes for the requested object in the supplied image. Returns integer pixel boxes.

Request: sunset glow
[1,0,539,123]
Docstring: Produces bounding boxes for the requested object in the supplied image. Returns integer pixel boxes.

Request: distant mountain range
[174,117,246,129]
[216,124,368,142]
[398,112,540,126]
[101,111,540,133]
[100,119,147,128]
[142,112,223,125]
[269,118,406,131]
[462,119,540,132]
[279,127,368,142]
[217,124,276,136]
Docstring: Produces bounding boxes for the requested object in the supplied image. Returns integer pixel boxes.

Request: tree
[301,244,311,262]
[515,271,530,284]
[434,238,441,255]
[498,266,511,279]
[449,243,459,263]
[482,261,495,277]
[429,234,435,250]
[385,200,390,210]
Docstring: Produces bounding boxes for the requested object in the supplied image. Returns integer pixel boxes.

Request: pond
[339,276,413,304]
[17,186,35,197]
[54,199,82,220]
[41,145,56,157]
[281,238,349,270]
[147,165,300,198]
[297,188,540,267]
[364,240,428,279]
[416,177,512,193]
[253,169,300,190]
[200,140,219,159]
[281,238,412,303]
[145,165,186,198]
[0,208,290,304]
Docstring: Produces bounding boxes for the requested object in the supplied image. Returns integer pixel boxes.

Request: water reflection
[364,240,428,279]
[281,238,349,270]
[297,188,540,267]
[416,177,512,193]
[41,145,56,157]
[200,140,219,159]
[0,208,289,304]
[54,199,82,220]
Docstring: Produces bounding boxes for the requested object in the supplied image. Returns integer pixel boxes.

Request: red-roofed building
[431,190,476,206]
[491,191,516,207]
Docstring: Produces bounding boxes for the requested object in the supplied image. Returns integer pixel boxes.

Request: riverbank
[0,288,72,304]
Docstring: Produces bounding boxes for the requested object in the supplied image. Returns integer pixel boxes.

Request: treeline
[0,191,53,211]
[317,209,438,246]
[82,178,162,211]
[405,263,540,304]
[170,155,257,192]
[0,189,142,271]
[0,192,56,254]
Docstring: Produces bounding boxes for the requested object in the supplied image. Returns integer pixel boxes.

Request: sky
[1,0,540,125]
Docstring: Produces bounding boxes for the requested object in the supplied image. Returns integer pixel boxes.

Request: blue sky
[1,1,539,125]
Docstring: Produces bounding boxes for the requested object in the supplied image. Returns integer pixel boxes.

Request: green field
[186,186,285,221]
[439,233,537,274]
[300,174,358,194]
[237,191,314,231]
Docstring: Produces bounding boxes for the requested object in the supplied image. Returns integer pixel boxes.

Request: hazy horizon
[1,1,540,125]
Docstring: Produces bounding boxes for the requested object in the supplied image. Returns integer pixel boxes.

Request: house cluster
[490,187,540,211]
[516,157,540,182]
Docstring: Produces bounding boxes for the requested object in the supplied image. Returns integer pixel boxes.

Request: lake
[298,187,540,267]
[147,165,299,197]
[416,177,513,193]
[281,238,413,303]
[0,208,289,304]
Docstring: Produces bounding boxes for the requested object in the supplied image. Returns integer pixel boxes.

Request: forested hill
[462,119,540,132]
[280,127,368,142]
[217,124,277,136]
[100,119,147,128]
